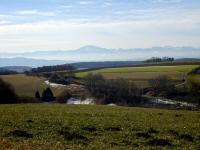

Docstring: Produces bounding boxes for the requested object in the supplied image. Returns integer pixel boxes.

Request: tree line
[28,64,76,74]
[145,57,174,63]
[0,69,18,75]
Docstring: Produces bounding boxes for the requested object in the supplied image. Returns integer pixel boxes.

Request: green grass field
[0,74,66,97]
[0,104,199,150]
[76,65,198,79]
[76,65,199,88]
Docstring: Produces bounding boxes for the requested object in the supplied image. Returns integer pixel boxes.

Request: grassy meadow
[0,74,66,97]
[76,65,199,88]
[76,65,198,79]
[0,104,199,150]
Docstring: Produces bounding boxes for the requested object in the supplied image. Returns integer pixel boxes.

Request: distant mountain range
[1,46,200,62]
[0,46,200,68]
[0,66,32,73]
[0,57,143,69]
[0,57,73,68]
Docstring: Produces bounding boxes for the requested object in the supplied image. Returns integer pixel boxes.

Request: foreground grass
[0,74,66,97]
[0,104,199,150]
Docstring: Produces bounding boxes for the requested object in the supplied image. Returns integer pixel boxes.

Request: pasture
[0,104,199,150]
[76,65,199,88]
[0,74,66,97]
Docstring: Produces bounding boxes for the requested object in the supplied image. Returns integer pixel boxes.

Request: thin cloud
[0,20,11,25]
[15,10,57,17]
[0,17,199,52]
[59,5,74,9]
[0,0,199,52]
[77,0,95,5]
[153,0,183,3]
[102,2,112,7]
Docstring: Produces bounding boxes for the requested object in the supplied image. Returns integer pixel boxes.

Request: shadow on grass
[147,138,172,146]
[168,129,194,142]
[59,127,90,145]
[82,126,97,133]
[175,114,184,117]
[8,130,33,138]
[148,128,159,134]
[26,119,34,123]
[136,128,159,139]
[179,133,194,142]
[104,127,121,132]
[136,132,151,139]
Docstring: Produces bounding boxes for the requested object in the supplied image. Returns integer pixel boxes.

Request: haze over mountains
[0,57,72,68]
[0,46,200,67]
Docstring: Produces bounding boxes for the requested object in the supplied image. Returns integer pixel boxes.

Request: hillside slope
[0,104,199,150]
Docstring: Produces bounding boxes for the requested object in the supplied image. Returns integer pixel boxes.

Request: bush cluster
[85,73,142,105]
[148,76,176,98]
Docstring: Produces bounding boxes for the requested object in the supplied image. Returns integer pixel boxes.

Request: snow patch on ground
[67,97,95,105]
[107,103,117,106]
[45,80,66,88]
[151,98,196,107]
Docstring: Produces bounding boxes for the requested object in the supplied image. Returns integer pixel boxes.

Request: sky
[0,0,200,52]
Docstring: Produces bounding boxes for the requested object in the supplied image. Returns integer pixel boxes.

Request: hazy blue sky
[0,0,200,52]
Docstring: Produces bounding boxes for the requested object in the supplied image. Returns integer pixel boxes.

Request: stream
[145,96,196,108]
[67,97,95,105]
[44,80,197,108]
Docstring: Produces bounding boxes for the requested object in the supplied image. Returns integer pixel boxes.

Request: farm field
[0,104,199,150]
[0,74,66,97]
[76,65,198,79]
[76,65,199,88]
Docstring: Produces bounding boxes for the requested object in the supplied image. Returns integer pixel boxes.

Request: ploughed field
[0,104,199,150]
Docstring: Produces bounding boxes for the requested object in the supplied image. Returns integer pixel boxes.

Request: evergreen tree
[41,88,55,102]
[35,91,40,100]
